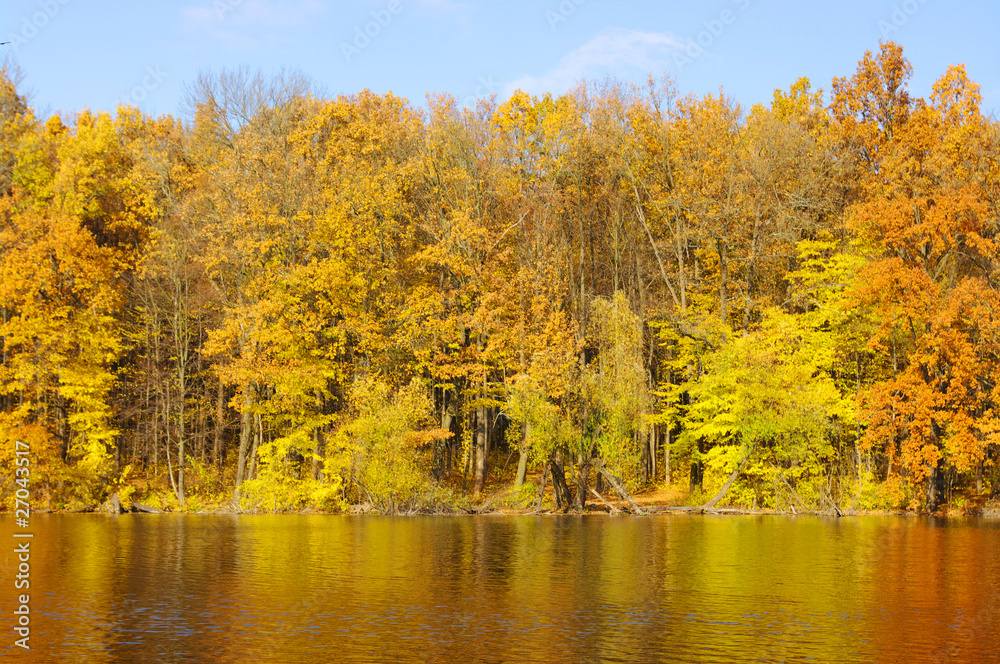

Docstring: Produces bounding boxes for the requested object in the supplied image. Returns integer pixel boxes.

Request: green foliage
[505,371,577,465]
[585,291,650,487]
[490,482,539,510]
[855,473,912,512]
[334,377,448,513]
[666,306,855,505]
[111,465,137,510]
[237,475,345,513]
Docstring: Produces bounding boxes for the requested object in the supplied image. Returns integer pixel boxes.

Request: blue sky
[2,0,998,121]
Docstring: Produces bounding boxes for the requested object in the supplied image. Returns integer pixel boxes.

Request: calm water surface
[1,514,998,663]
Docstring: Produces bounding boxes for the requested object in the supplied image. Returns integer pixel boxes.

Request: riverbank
[26,484,1000,519]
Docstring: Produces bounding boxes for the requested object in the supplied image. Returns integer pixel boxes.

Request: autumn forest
[2,42,998,515]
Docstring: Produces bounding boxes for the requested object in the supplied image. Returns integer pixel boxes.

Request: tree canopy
[2,43,998,514]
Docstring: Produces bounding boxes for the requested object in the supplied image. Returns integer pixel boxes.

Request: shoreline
[14,502,1000,519]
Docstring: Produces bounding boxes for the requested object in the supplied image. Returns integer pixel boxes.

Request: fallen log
[644,505,704,514]
[702,453,751,509]
[592,460,643,515]
[131,503,161,514]
[588,487,621,514]
[643,505,762,515]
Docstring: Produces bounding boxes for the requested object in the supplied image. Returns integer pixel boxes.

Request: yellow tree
[485,90,583,492]
[1,98,156,504]
[282,89,428,500]
[191,69,318,500]
[406,93,507,495]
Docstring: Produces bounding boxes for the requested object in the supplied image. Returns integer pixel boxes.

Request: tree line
[2,42,998,514]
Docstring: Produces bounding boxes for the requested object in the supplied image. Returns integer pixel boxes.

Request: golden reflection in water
[1,514,998,663]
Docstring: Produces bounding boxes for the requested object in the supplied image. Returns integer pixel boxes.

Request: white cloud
[504,28,692,97]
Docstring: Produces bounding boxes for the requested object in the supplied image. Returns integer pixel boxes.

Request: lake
[1,513,998,662]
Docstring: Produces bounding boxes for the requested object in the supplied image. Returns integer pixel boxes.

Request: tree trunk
[664,424,672,484]
[649,425,657,481]
[574,451,589,510]
[178,429,185,507]
[172,285,188,507]
[177,368,185,507]
[702,452,750,509]
[550,452,571,513]
[165,378,180,503]
[515,450,529,488]
[640,428,651,483]
[717,237,728,324]
[214,378,224,471]
[926,458,945,512]
[690,438,705,491]
[233,385,254,500]
[440,401,456,480]
[593,459,643,514]
[462,411,473,494]
[152,398,159,479]
[676,218,688,315]
[535,463,550,511]
[198,391,208,464]
[514,422,530,487]
[474,404,488,495]
[246,412,263,481]
[165,425,179,502]
[312,427,324,481]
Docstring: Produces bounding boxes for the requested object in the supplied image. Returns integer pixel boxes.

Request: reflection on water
[1,514,998,663]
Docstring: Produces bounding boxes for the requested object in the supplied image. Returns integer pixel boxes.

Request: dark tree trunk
[550,452,571,513]
[214,379,224,471]
[574,452,589,511]
[926,458,946,512]
[233,385,254,500]
[649,425,657,481]
[514,422,529,487]
[640,428,651,483]
[312,427,324,481]
[474,405,488,495]
[690,438,705,491]
[717,238,728,324]
[246,412,263,482]
[664,424,672,484]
